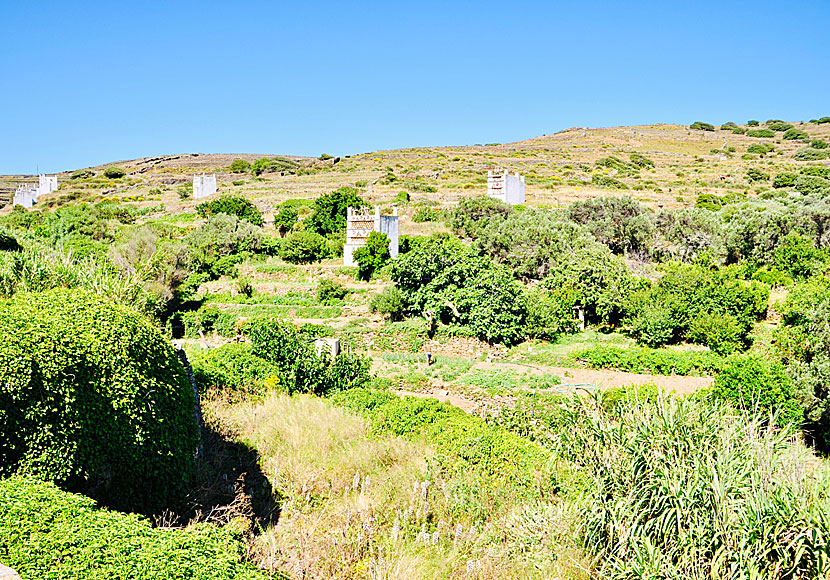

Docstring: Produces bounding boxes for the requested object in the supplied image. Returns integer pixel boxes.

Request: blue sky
[2,0,828,174]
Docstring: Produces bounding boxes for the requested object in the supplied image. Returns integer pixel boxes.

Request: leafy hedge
[0,476,268,580]
[0,289,199,514]
[190,344,281,397]
[575,345,725,376]
[196,195,264,226]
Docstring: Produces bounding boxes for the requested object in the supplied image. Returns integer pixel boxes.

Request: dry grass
[210,394,590,580]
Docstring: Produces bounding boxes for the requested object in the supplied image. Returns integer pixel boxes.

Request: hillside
[3,120,829,220]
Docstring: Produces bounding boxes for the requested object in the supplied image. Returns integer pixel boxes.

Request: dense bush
[794,148,830,160]
[591,173,628,189]
[773,172,799,188]
[229,158,251,173]
[251,156,298,176]
[0,289,198,514]
[70,169,95,179]
[448,195,512,239]
[0,476,267,580]
[190,343,280,397]
[317,278,349,303]
[773,232,827,278]
[812,139,828,149]
[575,345,724,375]
[629,152,655,168]
[370,285,403,320]
[196,195,264,226]
[767,121,793,132]
[745,167,769,183]
[747,120,760,126]
[690,121,715,131]
[245,316,370,395]
[103,166,126,179]
[720,122,738,131]
[353,231,390,281]
[389,235,527,344]
[412,206,441,222]
[305,187,368,235]
[747,129,775,138]
[567,195,654,254]
[185,214,262,274]
[784,128,810,141]
[278,230,329,264]
[524,287,578,340]
[714,352,801,426]
[795,175,830,197]
[747,143,774,155]
[732,127,747,134]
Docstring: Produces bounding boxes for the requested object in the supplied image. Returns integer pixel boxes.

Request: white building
[344,206,399,266]
[193,174,217,199]
[13,185,37,208]
[38,175,58,197]
[487,169,525,205]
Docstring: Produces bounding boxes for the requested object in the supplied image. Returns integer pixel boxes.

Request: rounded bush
[714,353,802,426]
[0,289,199,513]
[279,230,329,264]
[104,166,126,179]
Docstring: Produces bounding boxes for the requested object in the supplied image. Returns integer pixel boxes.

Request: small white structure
[193,174,217,199]
[13,185,37,208]
[38,174,58,196]
[487,169,525,205]
[344,206,399,266]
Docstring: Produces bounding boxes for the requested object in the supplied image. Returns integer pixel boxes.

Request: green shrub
[732,127,747,134]
[690,121,715,131]
[629,153,655,168]
[784,128,810,141]
[772,172,798,188]
[251,156,298,176]
[70,169,95,179]
[794,175,830,196]
[748,120,760,126]
[802,166,830,179]
[274,205,299,237]
[629,304,676,348]
[103,166,126,179]
[747,129,775,138]
[394,190,410,203]
[695,193,724,211]
[353,231,390,281]
[575,345,725,375]
[317,278,348,303]
[245,316,370,395]
[687,311,746,354]
[229,158,251,173]
[591,173,628,189]
[370,285,403,321]
[747,143,774,155]
[751,266,792,288]
[794,148,830,161]
[524,287,578,341]
[720,122,738,131]
[0,289,198,514]
[0,476,267,580]
[190,343,280,397]
[196,195,263,226]
[279,230,328,264]
[448,195,512,238]
[412,206,440,222]
[745,167,769,183]
[773,232,827,278]
[767,121,793,132]
[714,353,801,426]
[305,187,368,235]
[811,139,828,149]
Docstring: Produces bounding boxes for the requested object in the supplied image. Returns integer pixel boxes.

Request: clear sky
[2,0,828,174]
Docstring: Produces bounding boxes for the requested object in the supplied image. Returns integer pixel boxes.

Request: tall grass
[546,395,830,579]
[211,394,589,580]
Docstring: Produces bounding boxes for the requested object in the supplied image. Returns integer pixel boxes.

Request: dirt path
[474,361,713,395]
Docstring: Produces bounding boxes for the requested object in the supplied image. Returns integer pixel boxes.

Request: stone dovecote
[344,206,399,266]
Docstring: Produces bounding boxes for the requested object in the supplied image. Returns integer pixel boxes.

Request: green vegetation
[353,230,390,280]
[747,128,775,138]
[0,477,268,580]
[690,121,715,131]
[0,289,198,514]
[576,345,724,375]
[305,186,368,235]
[103,166,126,178]
[196,194,264,226]
[278,230,328,264]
